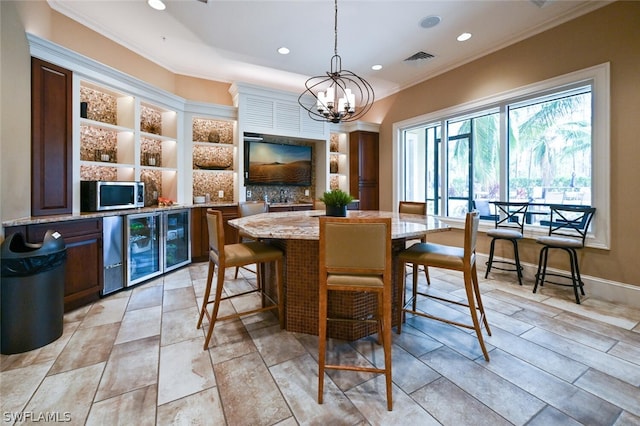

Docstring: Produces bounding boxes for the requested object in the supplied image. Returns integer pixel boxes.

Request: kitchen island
[229,210,449,340]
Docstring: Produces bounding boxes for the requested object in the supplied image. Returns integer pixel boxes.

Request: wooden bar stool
[397,211,491,361]
[399,201,431,285]
[234,201,269,279]
[318,216,393,411]
[197,209,284,350]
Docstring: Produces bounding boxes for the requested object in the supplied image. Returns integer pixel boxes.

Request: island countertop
[228,209,449,241]
[227,209,449,340]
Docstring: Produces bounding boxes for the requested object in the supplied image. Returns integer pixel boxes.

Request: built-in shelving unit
[29,35,380,213]
[139,101,179,205]
[78,80,181,205]
[191,117,235,202]
[79,83,136,182]
[329,132,349,192]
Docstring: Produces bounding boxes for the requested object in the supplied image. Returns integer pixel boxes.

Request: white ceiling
[48,0,610,100]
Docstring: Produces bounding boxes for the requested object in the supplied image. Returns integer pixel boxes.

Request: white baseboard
[477,254,640,309]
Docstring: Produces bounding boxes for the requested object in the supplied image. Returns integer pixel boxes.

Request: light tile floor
[1,262,639,425]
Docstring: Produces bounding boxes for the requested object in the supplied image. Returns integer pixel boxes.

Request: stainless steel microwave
[80,181,144,212]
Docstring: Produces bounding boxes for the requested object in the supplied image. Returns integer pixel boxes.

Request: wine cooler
[126,209,190,286]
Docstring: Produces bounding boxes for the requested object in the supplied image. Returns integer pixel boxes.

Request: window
[395,64,610,249]
[403,124,440,215]
[508,88,592,210]
[445,111,500,217]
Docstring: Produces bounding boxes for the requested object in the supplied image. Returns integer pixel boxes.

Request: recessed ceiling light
[457,32,472,42]
[277,47,290,55]
[420,15,441,29]
[147,0,166,11]
[371,64,382,71]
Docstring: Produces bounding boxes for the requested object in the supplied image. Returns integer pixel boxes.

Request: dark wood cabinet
[31,58,73,216]
[191,206,239,262]
[191,204,313,261]
[6,219,103,312]
[349,131,379,210]
[347,201,360,210]
[267,204,313,213]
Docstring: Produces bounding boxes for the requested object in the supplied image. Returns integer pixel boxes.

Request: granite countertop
[228,210,449,241]
[1,202,232,227]
[1,201,316,228]
[266,202,314,208]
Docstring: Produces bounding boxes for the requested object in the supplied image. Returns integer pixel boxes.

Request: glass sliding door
[402,124,440,215]
[446,124,470,218]
[445,112,499,218]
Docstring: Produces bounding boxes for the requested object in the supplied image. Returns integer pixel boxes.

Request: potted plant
[320,189,354,217]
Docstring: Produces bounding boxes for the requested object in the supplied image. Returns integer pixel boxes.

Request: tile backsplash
[141,169,162,206]
[140,106,162,135]
[80,125,117,162]
[141,137,162,167]
[193,171,234,202]
[80,87,117,125]
[192,119,233,144]
[80,165,118,181]
[193,145,233,170]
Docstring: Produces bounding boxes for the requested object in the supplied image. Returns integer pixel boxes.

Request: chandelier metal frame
[298,0,375,124]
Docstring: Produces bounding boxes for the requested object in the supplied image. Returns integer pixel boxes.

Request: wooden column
[349,130,379,210]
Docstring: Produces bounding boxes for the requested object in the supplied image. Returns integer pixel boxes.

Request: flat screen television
[244,140,312,186]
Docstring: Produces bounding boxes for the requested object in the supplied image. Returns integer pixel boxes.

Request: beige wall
[376,1,640,288]
[174,75,232,105]
[1,2,32,223]
[1,1,638,290]
[0,0,233,235]
[13,0,233,104]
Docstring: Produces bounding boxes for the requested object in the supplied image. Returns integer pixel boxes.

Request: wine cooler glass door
[164,209,191,272]
[127,212,162,285]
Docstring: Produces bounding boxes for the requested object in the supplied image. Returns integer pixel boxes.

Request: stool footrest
[215,304,278,322]
[406,291,469,309]
[534,272,585,288]
[403,291,488,333]
[485,260,522,273]
[403,307,488,333]
[327,316,378,324]
[324,364,386,375]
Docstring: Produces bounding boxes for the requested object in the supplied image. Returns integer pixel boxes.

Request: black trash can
[1,230,66,354]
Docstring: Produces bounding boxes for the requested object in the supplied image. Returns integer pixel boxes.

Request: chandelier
[298,0,375,123]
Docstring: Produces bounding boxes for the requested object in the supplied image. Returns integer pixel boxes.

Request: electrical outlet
[304,189,309,197]
[247,190,252,198]
[218,190,224,198]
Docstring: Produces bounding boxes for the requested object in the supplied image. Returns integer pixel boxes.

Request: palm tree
[456,113,500,197]
[510,93,591,190]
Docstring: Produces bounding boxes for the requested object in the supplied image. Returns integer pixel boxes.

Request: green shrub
[320,189,354,207]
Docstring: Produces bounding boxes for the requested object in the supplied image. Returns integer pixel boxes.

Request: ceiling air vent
[404,51,435,63]
[530,0,551,8]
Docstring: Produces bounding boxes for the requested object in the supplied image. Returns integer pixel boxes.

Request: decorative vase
[208,130,220,143]
[325,205,347,217]
[330,158,339,174]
